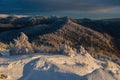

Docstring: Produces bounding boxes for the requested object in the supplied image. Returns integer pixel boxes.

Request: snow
[0,14,9,18]
[86,69,116,80]
[0,50,10,56]
[0,52,120,80]
[0,14,27,18]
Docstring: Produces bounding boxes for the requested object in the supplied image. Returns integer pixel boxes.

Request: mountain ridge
[0,16,119,64]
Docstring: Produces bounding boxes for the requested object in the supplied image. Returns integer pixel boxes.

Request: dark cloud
[0,0,120,14]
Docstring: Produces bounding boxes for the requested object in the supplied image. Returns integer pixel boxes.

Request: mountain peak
[61,16,72,23]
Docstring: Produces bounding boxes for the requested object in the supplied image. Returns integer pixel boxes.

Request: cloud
[0,0,120,13]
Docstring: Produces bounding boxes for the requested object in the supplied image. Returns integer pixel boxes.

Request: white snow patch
[0,52,120,80]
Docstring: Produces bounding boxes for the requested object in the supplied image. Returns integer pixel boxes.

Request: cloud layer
[0,0,120,18]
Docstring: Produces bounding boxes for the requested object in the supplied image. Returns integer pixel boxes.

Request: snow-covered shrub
[59,44,76,57]
[9,32,34,55]
[0,73,7,79]
[116,70,120,75]
[77,46,88,56]
[32,42,58,53]
[0,42,8,50]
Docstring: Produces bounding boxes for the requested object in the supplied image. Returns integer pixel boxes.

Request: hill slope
[35,17,119,61]
[0,16,119,63]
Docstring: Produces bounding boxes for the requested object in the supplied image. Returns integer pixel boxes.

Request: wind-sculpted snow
[0,51,120,80]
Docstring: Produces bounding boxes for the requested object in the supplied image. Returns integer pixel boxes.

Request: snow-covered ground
[0,52,120,80]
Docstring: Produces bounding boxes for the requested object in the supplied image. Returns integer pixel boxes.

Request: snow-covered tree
[80,46,87,54]
[59,44,76,57]
[9,32,34,55]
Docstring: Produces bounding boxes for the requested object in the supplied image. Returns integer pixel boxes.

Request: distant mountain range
[0,15,120,64]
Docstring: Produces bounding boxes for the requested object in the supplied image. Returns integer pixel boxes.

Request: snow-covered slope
[0,52,120,80]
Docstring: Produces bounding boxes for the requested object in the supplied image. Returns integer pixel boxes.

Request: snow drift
[0,50,120,80]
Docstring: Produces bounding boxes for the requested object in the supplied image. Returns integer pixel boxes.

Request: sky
[0,0,120,19]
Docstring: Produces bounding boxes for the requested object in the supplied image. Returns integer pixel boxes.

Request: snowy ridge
[0,14,27,18]
[0,14,9,18]
[0,49,120,80]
